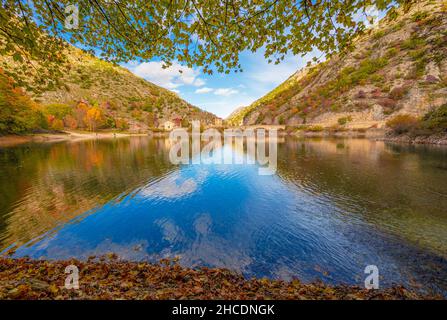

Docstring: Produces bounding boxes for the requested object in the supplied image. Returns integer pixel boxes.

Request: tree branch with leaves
[0,0,413,91]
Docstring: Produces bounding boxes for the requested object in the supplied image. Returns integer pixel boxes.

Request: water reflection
[0,137,446,295]
[0,138,175,249]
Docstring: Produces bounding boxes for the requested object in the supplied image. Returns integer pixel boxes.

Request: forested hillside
[0,46,216,134]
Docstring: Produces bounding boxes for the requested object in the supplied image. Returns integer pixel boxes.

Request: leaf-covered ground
[0,256,440,300]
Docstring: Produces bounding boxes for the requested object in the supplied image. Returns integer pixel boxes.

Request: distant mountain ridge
[227,0,447,130]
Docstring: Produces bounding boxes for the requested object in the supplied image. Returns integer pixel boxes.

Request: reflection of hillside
[0,137,175,251]
[276,137,447,256]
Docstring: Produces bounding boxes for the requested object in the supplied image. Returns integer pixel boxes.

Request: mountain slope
[227,1,447,130]
[0,45,217,134]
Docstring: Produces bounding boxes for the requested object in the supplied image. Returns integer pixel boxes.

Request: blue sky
[122,49,321,119]
[120,6,383,119]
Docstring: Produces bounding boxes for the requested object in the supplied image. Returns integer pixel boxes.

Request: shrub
[409,48,426,60]
[278,116,285,125]
[414,58,428,78]
[332,58,389,92]
[103,116,116,129]
[115,118,129,131]
[386,114,420,134]
[338,116,353,126]
[378,97,395,108]
[356,90,367,99]
[386,48,398,58]
[43,103,73,120]
[401,37,425,50]
[371,89,382,98]
[353,101,370,110]
[392,21,405,32]
[330,103,341,112]
[420,104,447,132]
[306,125,324,132]
[377,98,397,110]
[370,74,384,83]
[412,11,429,22]
[373,30,385,40]
[389,85,411,100]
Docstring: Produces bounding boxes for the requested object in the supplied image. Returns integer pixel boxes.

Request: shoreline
[2,129,447,148]
[293,129,447,145]
[378,133,447,145]
[0,131,151,147]
[0,257,438,300]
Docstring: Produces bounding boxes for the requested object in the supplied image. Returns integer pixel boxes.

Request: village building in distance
[159,117,224,131]
[162,120,175,131]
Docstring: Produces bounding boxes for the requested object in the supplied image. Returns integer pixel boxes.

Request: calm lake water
[1,137,447,295]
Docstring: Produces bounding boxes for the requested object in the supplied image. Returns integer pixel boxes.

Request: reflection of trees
[0,137,175,251]
[275,137,447,257]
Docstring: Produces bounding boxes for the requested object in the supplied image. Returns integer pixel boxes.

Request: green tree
[1,0,412,91]
[43,103,72,120]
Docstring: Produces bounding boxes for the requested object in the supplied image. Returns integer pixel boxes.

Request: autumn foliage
[0,71,130,134]
[0,257,436,300]
[386,114,420,134]
[84,107,104,131]
[0,69,46,134]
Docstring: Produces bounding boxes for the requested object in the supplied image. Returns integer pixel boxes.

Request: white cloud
[130,61,205,90]
[247,57,301,85]
[214,88,239,96]
[195,87,214,94]
[193,78,206,87]
[245,49,322,86]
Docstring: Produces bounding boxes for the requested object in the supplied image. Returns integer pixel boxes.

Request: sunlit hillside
[0,46,217,134]
[228,0,447,132]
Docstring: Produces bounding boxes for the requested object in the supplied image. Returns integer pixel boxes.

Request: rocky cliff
[227,1,447,132]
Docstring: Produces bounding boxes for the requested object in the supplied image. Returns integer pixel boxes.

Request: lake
[1,137,447,295]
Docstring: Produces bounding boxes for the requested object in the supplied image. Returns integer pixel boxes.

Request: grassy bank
[0,257,439,300]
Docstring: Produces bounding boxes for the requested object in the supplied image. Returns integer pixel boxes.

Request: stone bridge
[234,125,286,131]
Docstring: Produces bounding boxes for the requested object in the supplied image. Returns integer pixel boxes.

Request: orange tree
[84,106,104,131]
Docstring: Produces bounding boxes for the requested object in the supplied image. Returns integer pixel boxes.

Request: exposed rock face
[371,104,385,121]
[286,116,304,126]
[426,62,442,82]
[227,0,447,130]
[244,111,261,125]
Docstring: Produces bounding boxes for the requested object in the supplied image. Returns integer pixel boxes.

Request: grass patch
[401,37,426,50]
